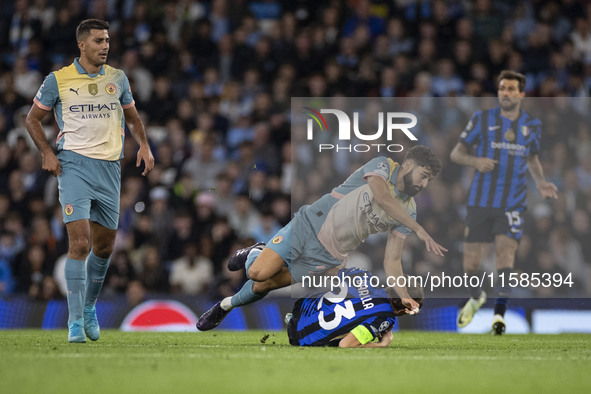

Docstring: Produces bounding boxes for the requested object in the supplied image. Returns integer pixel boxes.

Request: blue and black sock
[494,268,513,316]
[467,270,483,299]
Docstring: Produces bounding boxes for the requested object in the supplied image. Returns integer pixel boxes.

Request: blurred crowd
[0,0,590,303]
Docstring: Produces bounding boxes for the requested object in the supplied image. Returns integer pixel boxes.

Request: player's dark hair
[76,19,110,41]
[403,145,442,177]
[386,276,425,308]
[497,70,526,92]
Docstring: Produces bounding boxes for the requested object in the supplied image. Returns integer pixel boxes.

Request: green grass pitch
[1,330,590,393]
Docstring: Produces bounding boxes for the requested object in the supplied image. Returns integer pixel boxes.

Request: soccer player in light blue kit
[197,146,445,330]
[286,267,424,347]
[26,19,154,342]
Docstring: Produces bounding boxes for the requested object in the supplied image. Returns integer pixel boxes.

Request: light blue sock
[230,280,268,308]
[85,250,110,309]
[244,248,262,280]
[65,258,86,325]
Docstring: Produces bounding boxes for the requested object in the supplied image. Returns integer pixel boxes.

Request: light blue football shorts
[265,207,341,282]
[57,150,121,230]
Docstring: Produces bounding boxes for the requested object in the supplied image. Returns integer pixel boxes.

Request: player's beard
[403,170,422,196]
[500,98,519,112]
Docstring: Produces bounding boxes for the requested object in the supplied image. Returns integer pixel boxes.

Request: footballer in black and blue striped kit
[461,106,541,217]
[451,70,558,335]
[287,268,423,347]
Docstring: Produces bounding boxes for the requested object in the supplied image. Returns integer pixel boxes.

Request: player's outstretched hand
[137,144,155,176]
[475,157,498,173]
[416,228,448,257]
[401,297,421,315]
[537,181,558,199]
[41,151,61,176]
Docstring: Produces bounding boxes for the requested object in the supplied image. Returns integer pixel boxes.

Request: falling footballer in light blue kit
[197,146,445,332]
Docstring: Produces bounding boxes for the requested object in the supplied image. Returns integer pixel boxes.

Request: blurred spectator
[247,169,272,209]
[432,58,464,96]
[470,0,504,43]
[169,241,213,295]
[251,208,281,244]
[194,191,217,238]
[342,0,384,39]
[126,280,146,307]
[145,76,177,126]
[105,250,136,294]
[35,275,62,301]
[572,209,591,264]
[4,0,42,56]
[14,243,48,295]
[210,217,237,273]
[120,49,153,104]
[548,226,589,293]
[182,134,225,192]
[45,8,78,61]
[228,190,261,239]
[576,153,591,194]
[12,56,42,100]
[0,256,13,295]
[212,172,236,217]
[18,151,46,195]
[571,17,591,64]
[165,210,195,261]
[136,245,169,293]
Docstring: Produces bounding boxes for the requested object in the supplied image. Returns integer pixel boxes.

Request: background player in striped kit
[286,267,424,347]
[450,70,558,334]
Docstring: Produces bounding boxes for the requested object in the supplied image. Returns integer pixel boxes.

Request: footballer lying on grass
[285,267,423,347]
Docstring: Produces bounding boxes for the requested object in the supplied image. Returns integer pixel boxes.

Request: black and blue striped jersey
[287,268,396,347]
[459,107,541,210]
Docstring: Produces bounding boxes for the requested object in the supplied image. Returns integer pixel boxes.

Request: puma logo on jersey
[70,88,79,95]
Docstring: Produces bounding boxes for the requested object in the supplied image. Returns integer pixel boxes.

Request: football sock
[65,258,86,325]
[494,268,512,316]
[230,280,268,308]
[244,247,263,280]
[467,271,483,299]
[85,250,110,309]
[220,297,233,311]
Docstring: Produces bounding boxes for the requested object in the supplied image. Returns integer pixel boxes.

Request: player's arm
[367,175,446,256]
[450,142,497,173]
[25,104,61,176]
[123,106,154,176]
[339,326,393,348]
[384,232,420,313]
[527,154,558,199]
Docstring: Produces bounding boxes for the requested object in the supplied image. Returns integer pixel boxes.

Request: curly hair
[403,145,442,177]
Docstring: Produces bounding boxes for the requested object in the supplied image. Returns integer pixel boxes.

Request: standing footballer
[450,70,557,334]
[26,19,154,342]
